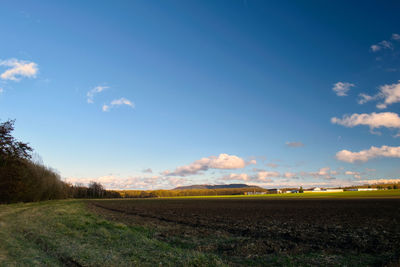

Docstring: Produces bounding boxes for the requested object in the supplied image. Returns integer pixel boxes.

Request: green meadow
[0,200,222,266]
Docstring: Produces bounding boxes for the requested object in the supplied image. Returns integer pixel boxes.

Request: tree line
[0,119,121,204]
[119,187,267,198]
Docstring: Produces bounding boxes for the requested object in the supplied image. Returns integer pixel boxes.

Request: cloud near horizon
[142,168,153,173]
[164,153,253,177]
[64,175,186,190]
[336,145,400,163]
[221,170,298,183]
[305,167,337,180]
[103,97,135,112]
[65,174,400,190]
[344,171,361,179]
[358,178,400,184]
[332,82,354,96]
[0,58,38,81]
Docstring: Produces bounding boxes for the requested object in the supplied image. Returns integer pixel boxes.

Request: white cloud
[336,145,400,163]
[0,58,38,81]
[331,112,400,134]
[370,45,381,52]
[298,167,338,180]
[370,40,393,52]
[376,81,400,109]
[111,98,134,107]
[0,88,3,94]
[358,93,378,104]
[392,33,400,40]
[379,40,393,49]
[307,167,337,180]
[165,153,248,177]
[332,82,355,96]
[358,81,400,109]
[221,172,274,183]
[222,173,251,181]
[102,97,135,112]
[246,159,257,165]
[102,104,109,112]
[257,171,280,181]
[285,141,304,147]
[87,85,108,103]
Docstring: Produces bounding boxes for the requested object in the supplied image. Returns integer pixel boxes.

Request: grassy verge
[0,200,223,266]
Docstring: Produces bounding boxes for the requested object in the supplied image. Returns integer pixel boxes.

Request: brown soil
[88,198,400,266]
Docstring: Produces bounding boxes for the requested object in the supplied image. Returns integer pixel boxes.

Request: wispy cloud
[0,88,3,94]
[87,85,108,103]
[0,58,38,81]
[285,141,304,148]
[102,97,135,112]
[266,163,278,168]
[358,80,400,109]
[358,93,378,104]
[392,33,400,40]
[344,171,361,179]
[336,145,400,163]
[370,40,393,52]
[164,153,251,177]
[331,112,400,134]
[332,82,355,96]
[305,167,337,180]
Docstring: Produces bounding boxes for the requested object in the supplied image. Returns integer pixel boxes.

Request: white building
[325,189,343,192]
[358,188,378,191]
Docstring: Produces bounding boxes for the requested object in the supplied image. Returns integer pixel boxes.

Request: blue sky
[1,0,400,189]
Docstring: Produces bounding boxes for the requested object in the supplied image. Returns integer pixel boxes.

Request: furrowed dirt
[88,198,400,266]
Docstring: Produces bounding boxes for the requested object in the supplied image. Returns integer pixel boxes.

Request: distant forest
[0,119,120,203]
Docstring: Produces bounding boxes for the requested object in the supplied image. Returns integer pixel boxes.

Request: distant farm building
[267,189,282,194]
[283,190,299,193]
[305,188,343,193]
[358,188,378,191]
[325,189,343,192]
[345,188,378,191]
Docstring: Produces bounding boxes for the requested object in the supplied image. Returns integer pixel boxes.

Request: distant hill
[173,184,261,190]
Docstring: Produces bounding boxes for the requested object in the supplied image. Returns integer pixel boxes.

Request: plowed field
[89,198,400,266]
